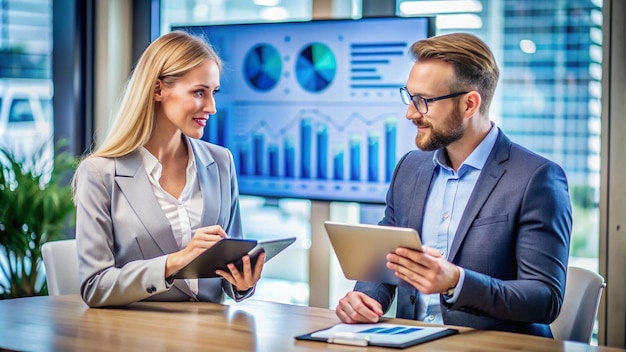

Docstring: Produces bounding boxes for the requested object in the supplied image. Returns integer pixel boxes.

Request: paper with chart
[311,323,453,345]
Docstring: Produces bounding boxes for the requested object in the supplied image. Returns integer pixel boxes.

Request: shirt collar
[183,137,196,177]
[432,122,500,172]
[139,137,197,180]
[139,146,160,179]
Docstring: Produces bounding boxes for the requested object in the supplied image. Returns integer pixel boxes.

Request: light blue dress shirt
[417,123,499,324]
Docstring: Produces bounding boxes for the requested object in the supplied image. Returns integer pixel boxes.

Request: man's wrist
[443,267,461,296]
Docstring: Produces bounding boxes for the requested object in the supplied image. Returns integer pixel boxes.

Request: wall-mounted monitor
[175,16,434,204]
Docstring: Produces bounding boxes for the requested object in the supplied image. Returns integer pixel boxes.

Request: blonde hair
[88,30,222,159]
[410,33,499,115]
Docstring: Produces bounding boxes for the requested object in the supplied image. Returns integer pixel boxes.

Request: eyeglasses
[399,87,468,114]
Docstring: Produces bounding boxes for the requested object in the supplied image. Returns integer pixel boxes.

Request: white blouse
[139,141,203,295]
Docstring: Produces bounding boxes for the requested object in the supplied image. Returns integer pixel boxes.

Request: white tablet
[323,221,422,285]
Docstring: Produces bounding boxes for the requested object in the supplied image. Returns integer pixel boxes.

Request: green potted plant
[0,141,76,298]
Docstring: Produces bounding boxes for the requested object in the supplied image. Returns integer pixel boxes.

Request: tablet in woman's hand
[173,237,297,279]
[173,239,257,279]
[235,237,297,271]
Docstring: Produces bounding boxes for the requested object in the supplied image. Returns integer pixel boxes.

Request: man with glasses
[335,33,572,337]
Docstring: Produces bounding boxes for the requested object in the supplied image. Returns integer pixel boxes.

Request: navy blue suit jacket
[355,130,572,337]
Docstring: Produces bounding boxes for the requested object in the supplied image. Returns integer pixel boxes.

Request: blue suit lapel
[407,153,436,234]
[448,133,511,262]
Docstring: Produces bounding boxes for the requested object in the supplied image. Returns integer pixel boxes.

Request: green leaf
[0,140,77,298]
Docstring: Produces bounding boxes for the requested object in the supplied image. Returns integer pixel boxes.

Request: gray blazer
[355,129,572,337]
[74,137,248,307]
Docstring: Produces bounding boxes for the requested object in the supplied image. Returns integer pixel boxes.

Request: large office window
[0,0,53,160]
[160,0,312,34]
[396,0,602,273]
[0,0,53,290]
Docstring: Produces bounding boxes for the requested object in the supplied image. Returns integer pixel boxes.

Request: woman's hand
[215,252,266,292]
[165,225,227,278]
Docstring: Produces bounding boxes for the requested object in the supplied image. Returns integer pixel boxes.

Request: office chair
[550,266,606,343]
[41,239,80,295]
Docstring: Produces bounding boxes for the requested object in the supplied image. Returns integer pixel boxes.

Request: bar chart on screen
[203,99,414,203]
[183,16,434,203]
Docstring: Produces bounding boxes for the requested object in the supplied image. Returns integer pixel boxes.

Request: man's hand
[386,246,460,294]
[335,291,384,323]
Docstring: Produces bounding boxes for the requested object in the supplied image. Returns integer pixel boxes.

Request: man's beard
[415,107,464,151]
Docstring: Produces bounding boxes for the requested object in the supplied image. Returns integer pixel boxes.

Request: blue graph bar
[300,118,312,179]
[238,144,249,176]
[368,133,379,182]
[385,117,397,182]
[350,42,407,49]
[203,111,225,146]
[284,137,295,178]
[253,133,264,176]
[204,113,217,144]
[351,51,404,56]
[351,84,404,89]
[351,68,376,72]
[349,135,361,181]
[333,145,344,180]
[316,124,328,179]
[268,144,279,177]
[357,326,422,334]
[351,60,390,64]
[351,76,382,80]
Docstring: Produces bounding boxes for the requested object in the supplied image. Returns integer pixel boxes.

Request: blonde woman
[73,31,264,307]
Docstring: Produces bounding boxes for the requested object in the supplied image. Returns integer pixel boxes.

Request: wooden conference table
[0,295,623,351]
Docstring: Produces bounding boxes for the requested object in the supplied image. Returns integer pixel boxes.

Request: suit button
[410,295,415,304]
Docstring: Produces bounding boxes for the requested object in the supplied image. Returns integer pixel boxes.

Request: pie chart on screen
[243,44,282,91]
[295,43,336,93]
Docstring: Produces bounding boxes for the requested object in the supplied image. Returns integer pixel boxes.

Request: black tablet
[173,239,258,279]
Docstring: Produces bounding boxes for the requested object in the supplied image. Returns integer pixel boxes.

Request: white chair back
[550,266,606,343]
[41,239,80,295]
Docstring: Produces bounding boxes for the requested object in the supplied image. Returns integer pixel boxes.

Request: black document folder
[295,323,458,349]
[173,237,296,279]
